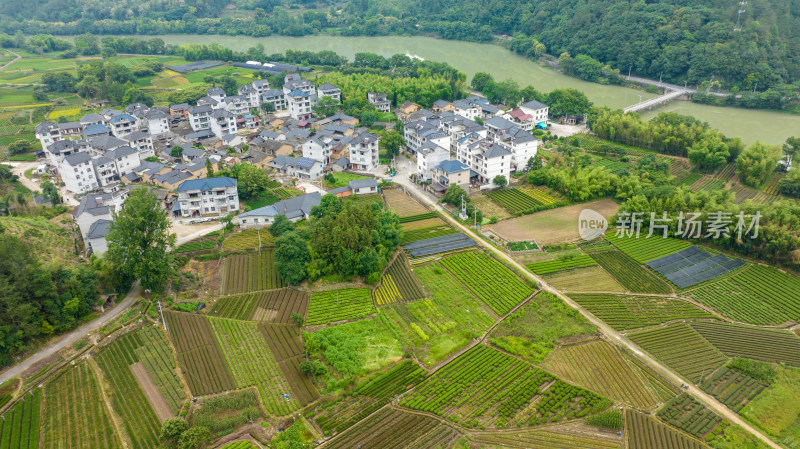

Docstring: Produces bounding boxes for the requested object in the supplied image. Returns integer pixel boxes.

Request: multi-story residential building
[238,84,259,108]
[282,74,315,96]
[45,140,79,163]
[301,136,333,166]
[452,99,482,121]
[519,99,549,124]
[416,141,450,180]
[317,83,341,102]
[73,190,127,256]
[367,92,391,113]
[287,89,313,120]
[269,155,324,180]
[59,151,99,193]
[433,159,471,189]
[404,119,449,154]
[80,113,105,127]
[107,146,141,177]
[83,124,112,139]
[188,105,213,131]
[207,87,227,103]
[176,177,239,218]
[261,89,287,110]
[484,116,539,170]
[123,130,155,159]
[35,122,62,153]
[92,156,119,186]
[222,95,252,117]
[349,132,380,172]
[109,113,138,137]
[454,133,512,184]
[145,109,170,136]
[209,109,238,138]
[251,79,271,101]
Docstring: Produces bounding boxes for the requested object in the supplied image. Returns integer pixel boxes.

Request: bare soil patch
[384,188,428,217]
[130,361,172,421]
[486,199,619,245]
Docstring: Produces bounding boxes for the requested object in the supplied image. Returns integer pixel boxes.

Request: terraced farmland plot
[730,185,778,205]
[306,288,375,325]
[399,225,457,245]
[629,324,728,383]
[658,394,722,439]
[700,367,766,412]
[402,345,610,428]
[625,409,708,449]
[220,250,283,295]
[209,317,300,415]
[41,363,122,449]
[763,172,783,195]
[312,360,426,435]
[440,251,534,315]
[714,164,737,181]
[543,340,658,410]
[690,322,800,367]
[605,232,692,263]
[258,324,319,405]
[163,311,236,396]
[568,293,715,331]
[544,266,626,293]
[590,250,672,294]
[469,424,623,449]
[324,407,459,449]
[697,178,726,192]
[688,264,800,323]
[96,332,164,448]
[374,254,426,305]
[209,289,310,323]
[0,390,40,449]
[527,255,597,274]
[678,172,703,187]
[486,188,542,214]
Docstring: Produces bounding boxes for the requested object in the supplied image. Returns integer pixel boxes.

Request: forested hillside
[1,0,798,90]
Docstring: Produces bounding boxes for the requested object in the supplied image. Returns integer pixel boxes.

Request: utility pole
[753,81,758,93]
[627,64,632,80]
[158,299,168,336]
[658,71,663,87]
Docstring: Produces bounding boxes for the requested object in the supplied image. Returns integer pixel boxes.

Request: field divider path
[384,173,783,449]
[87,357,127,449]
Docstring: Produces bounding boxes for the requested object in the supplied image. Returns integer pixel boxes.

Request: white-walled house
[109,114,138,137]
[416,141,450,180]
[123,130,155,159]
[59,151,99,193]
[188,105,213,131]
[269,155,324,180]
[283,74,316,96]
[452,99,481,121]
[287,89,314,120]
[237,192,322,228]
[348,132,380,172]
[301,136,332,166]
[317,83,341,102]
[145,109,170,137]
[107,146,141,176]
[519,100,549,124]
[367,92,391,113]
[454,133,512,184]
[484,116,539,171]
[261,89,287,110]
[35,122,62,151]
[209,109,238,138]
[177,177,239,218]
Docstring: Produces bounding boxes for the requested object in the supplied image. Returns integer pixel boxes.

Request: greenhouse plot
[209,317,301,415]
[312,360,426,435]
[163,311,236,396]
[646,247,746,288]
[440,251,534,315]
[625,409,708,449]
[258,324,319,405]
[401,345,609,428]
[41,363,122,449]
[700,367,767,412]
[404,233,477,258]
[0,390,40,449]
[209,289,310,323]
[568,293,715,331]
[220,250,284,295]
[628,323,728,383]
[690,322,800,367]
[306,288,375,325]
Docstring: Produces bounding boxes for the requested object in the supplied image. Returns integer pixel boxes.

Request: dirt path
[380,160,783,449]
[0,50,21,71]
[130,361,172,421]
[0,282,142,384]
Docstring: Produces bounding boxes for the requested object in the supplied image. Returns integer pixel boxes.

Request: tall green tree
[379,129,405,159]
[688,136,730,172]
[106,188,175,291]
[274,231,310,284]
[736,142,781,187]
[313,96,340,117]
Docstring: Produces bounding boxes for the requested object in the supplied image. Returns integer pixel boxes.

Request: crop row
[527,255,597,275]
[691,321,800,367]
[0,390,40,449]
[221,250,284,295]
[398,212,437,223]
[133,326,186,414]
[486,188,543,214]
[324,408,444,449]
[401,345,608,427]
[209,317,300,416]
[258,324,320,405]
[164,311,237,396]
[222,228,274,251]
[697,178,726,192]
[209,289,309,323]
[628,323,728,383]
[605,232,692,263]
[657,394,721,439]
[386,255,425,301]
[400,225,457,245]
[440,251,534,315]
[96,330,163,449]
[693,264,800,322]
[625,409,707,449]
[763,172,783,195]
[700,367,766,412]
[568,293,714,331]
[590,250,672,294]
[374,273,402,305]
[306,288,375,325]
[41,363,122,449]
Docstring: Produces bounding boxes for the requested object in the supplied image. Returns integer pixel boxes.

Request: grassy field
[490,292,597,365]
[222,228,274,251]
[0,217,81,267]
[399,225,457,245]
[383,188,428,217]
[543,340,659,410]
[543,266,626,292]
[590,250,672,294]
[379,262,495,366]
[741,366,800,446]
[323,172,369,188]
[568,293,715,331]
[629,323,728,383]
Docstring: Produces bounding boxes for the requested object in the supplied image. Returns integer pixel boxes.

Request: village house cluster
[32,70,549,257]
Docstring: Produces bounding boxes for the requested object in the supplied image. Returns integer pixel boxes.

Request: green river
[145,34,799,144]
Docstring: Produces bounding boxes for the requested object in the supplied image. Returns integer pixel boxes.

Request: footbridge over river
[624,89,690,113]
